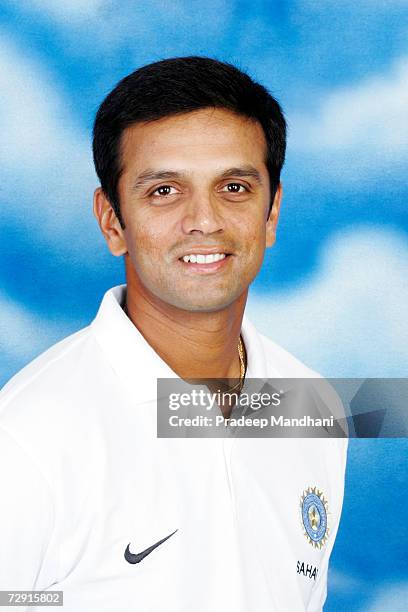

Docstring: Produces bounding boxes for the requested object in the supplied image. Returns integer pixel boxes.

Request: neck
[124,274,247,381]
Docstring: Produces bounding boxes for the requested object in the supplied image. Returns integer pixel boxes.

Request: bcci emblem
[300,487,329,549]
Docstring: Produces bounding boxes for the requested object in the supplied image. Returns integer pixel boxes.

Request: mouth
[178,250,233,273]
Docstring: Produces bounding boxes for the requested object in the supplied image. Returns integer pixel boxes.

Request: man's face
[111,108,280,312]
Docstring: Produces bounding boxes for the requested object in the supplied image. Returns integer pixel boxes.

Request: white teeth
[181,253,227,264]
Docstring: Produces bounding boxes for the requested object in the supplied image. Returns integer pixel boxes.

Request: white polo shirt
[0,285,347,612]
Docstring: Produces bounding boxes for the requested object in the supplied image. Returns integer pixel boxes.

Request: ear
[265,183,282,248]
[93,188,128,256]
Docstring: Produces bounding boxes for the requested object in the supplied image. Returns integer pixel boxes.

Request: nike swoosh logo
[124,529,178,564]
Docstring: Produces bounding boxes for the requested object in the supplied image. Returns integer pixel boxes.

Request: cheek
[126,226,164,269]
[237,221,267,278]
[242,220,267,255]
[127,212,164,247]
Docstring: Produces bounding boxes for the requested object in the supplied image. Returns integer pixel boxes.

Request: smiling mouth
[177,251,232,272]
[180,252,228,264]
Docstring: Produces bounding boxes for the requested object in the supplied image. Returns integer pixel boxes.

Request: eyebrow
[131,165,263,191]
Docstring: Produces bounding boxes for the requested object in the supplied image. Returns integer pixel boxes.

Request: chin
[171,293,243,313]
[148,281,246,312]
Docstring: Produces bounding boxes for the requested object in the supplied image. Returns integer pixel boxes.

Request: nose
[181,192,225,236]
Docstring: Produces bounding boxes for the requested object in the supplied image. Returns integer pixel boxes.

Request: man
[0,57,347,611]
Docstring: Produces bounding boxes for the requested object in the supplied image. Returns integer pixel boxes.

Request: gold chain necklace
[227,335,246,393]
[238,335,246,381]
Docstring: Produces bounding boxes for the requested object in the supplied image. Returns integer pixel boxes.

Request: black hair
[93,56,286,227]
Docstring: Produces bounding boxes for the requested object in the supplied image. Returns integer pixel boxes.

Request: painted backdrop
[1,1,407,610]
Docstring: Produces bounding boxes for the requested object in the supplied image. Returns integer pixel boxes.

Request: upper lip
[177,247,232,258]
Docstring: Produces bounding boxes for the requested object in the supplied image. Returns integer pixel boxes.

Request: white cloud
[0,285,93,389]
[0,293,60,362]
[0,32,96,240]
[328,568,365,594]
[290,56,408,160]
[365,582,408,611]
[247,226,408,377]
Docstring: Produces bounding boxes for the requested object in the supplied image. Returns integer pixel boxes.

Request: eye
[221,183,248,194]
[151,185,178,197]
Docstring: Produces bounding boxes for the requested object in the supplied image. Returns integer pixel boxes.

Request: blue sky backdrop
[1,1,407,609]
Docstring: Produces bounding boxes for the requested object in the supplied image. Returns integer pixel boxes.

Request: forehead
[120,108,268,174]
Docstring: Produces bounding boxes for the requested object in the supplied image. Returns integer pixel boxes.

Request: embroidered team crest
[300,487,329,549]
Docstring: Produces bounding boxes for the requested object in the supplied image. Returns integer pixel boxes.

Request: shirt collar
[91,284,269,404]
[91,285,177,404]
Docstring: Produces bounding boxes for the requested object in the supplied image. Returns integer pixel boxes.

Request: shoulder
[0,325,108,445]
[0,326,92,408]
[0,323,121,487]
